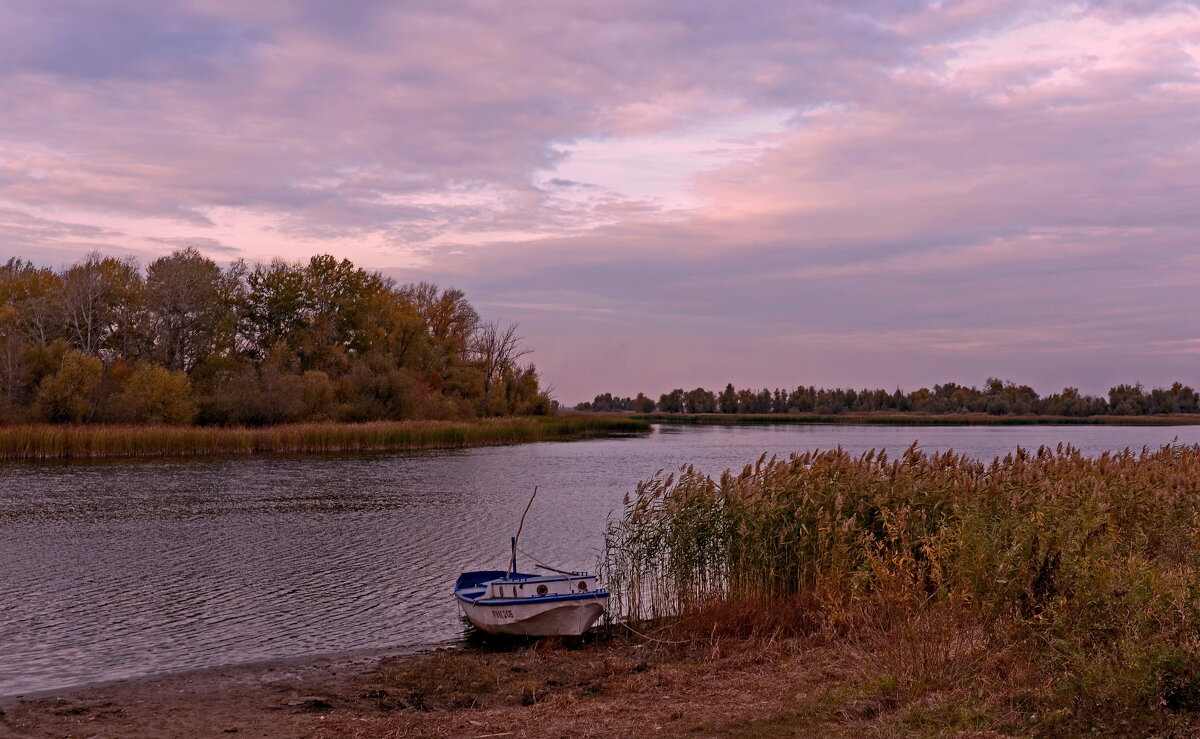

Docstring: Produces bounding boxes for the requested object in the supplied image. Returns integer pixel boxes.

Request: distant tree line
[575,379,1200,417]
[0,250,553,425]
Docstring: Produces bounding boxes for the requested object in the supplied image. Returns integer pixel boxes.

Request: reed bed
[604,444,1200,732]
[0,416,648,460]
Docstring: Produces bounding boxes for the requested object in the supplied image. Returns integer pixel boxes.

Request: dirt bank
[0,636,921,738]
[0,647,401,738]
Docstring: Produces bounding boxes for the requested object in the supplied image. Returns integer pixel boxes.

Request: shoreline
[0,642,434,703]
[0,634,873,738]
[4,625,1074,738]
[0,416,649,461]
[628,411,1200,426]
[0,643,427,738]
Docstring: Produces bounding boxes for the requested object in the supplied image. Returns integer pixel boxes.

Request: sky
[2,0,1200,404]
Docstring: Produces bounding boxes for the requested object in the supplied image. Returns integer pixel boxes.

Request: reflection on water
[4,422,1200,696]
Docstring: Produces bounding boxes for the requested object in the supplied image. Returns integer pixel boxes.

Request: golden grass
[603,443,1200,732]
[0,415,648,460]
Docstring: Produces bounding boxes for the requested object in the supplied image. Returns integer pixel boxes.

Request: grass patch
[721,686,864,738]
[368,641,655,713]
[0,415,648,460]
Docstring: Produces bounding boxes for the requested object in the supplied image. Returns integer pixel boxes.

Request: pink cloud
[2,1,1200,401]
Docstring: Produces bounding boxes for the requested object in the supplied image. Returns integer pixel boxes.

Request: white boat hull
[454,569,610,637]
[458,595,609,636]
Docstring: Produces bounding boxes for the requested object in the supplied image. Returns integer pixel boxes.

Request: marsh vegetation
[0,415,647,459]
[603,444,1200,733]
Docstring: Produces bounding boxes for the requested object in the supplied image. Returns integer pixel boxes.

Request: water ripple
[5,424,1200,695]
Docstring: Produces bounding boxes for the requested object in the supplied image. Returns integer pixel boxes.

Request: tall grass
[0,415,648,460]
[604,444,1200,731]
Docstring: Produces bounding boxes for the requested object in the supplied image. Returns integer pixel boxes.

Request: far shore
[622,411,1200,426]
[0,415,649,461]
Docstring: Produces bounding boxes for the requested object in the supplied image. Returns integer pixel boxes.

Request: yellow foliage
[112,363,197,425]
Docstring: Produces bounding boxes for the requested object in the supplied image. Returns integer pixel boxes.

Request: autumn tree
[0,305,21,414]
[0,251,553,425]
[717,383,737,413]
[59,253,143,359]
[298,255,387,371]
[0,258,63,346]
[1042,387,1105,417]
[684,387,716,413]
[400,282,479,363]
[658,388,685,413]
[243,259,308,360]
[362,288,431,370]
[471,321,530,414]
[1148,382,1199,414]
[111,363,197,424]
[34,350,103,422]
[144,248,235,372]
[1108,383,1149,415]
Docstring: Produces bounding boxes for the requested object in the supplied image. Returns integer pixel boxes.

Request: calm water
[4,423,1200,696]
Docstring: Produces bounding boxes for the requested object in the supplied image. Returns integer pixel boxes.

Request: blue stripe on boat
[455,590,609,606]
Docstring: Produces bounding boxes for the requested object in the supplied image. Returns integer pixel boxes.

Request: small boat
[454,567,610,637]
[454,486,610,637]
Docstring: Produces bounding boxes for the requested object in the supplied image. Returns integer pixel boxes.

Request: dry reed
[0,416,648,460]
[604,443,1200,732]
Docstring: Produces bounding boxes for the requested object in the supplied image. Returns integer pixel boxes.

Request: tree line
[576,378,1200,416]
[0,250,552,425]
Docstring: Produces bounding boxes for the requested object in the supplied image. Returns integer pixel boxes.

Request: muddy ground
[0,635,1022,738]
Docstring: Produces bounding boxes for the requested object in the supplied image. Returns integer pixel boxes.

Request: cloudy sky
[3,1,1199,403]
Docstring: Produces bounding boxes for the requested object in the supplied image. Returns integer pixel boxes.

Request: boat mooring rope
[615,620,698,645]
[514,545,576,575]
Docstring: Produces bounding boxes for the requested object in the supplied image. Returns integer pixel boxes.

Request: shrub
[34,350,103,422]
[300,370,334,419]
[111,363,197,424]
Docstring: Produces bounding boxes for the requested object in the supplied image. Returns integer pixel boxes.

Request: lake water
[4,422,1200,696]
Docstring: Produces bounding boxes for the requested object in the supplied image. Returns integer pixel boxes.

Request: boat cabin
[454,570,599,603]
[485,574,597,600]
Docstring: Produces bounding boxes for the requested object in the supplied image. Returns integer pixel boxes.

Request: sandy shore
[0,646,421,738]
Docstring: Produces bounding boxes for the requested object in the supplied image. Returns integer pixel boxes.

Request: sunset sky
[3,0,1199,403]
